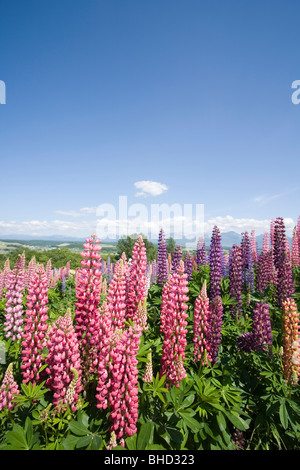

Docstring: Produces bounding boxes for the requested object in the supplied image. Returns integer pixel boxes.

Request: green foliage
[1,256,300,450]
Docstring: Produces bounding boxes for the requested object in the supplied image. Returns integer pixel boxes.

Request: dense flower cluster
[157,229,168,285]
[273,217,294,306]
[45,309,82,412]
[207,295,223,364]
[0,363,20,412]
[228,245,243,318]
[282,298,300,385]
[193,281,212,365]
[209,226,222,300]
[108,324,142,443]
[4,264,25,341]
[126,235,147,322]
[74,234,102,380]
[171,245,182,273]
[237,301,273,353]
[196,236,207,267]
[160,260,189,387]
[21,265,49,385]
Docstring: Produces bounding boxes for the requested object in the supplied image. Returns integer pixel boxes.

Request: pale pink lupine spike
[0,363,20,412]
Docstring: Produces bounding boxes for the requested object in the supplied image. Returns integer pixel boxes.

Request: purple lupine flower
[237,301,273,353]
[252,301,273,351]
[207,295,223,364]
[196,237,207,268]
[184,251,193,281]
[256,250,273,293]
[157,229,168,285]
[241,232,254,294]
[62,276,66,293]
[209,226,222,300]
[172,245,182,273]
[273,217,294,306]
[229,245,243,318]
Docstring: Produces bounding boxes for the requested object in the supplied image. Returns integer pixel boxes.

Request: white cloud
[54,207,97,217]
[134,180,168,197]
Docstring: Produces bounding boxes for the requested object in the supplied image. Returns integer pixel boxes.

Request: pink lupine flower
[207,295,223,365]
[74,234,102,382]
[136,298,148,331]
[24,256,36,289]
[251,230,258,263]
[95,301,114,410]
[292,226,300,268]
[193,281,212,365]
[160,260,189,388]
[143,351,153,383]
[21,265,49,385]
[45,309,82,412]
[106,258,127,331]
[108,323,142,440]
[126,236,147,323]
[262,232,270,253]
[45,259,52,286]
[4,264,25,341]
[0,363,20,412]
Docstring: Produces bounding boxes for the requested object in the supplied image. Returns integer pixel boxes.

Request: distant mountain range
[0,231,292,250]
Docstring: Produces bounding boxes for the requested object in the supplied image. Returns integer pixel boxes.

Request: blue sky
[0,0,300,241]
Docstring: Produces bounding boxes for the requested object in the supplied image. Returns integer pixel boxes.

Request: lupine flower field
[0,216,300,450]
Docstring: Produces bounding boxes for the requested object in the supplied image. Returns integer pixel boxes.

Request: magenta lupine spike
[193,281,212,365]
[292,226,300,268]
[251,230,258,263]
[74,234,102,381]
[0,363,20,412]
[108,323,142,442]
[25,257,36,288]
[21,265,49,384]
[126,236,147,322]
[106,258,127,331]
[0,271,4,301]
[209,226,222,300]
[262,232,270,253]
[95,302,114,410]
[160,260,189,388]
[136,298,148,330]
[207,295,223,365]
[228,245,243,318]
[46,309,82,412]
[4,264,25,341]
